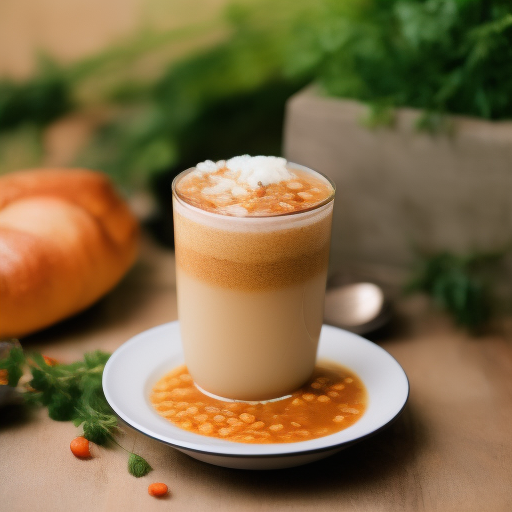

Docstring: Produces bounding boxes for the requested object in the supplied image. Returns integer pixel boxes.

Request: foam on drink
[176,155,333,217]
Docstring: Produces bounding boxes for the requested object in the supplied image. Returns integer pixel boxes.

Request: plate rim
[103,321,409,459]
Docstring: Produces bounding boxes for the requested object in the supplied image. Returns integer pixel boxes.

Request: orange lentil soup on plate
[150,363,367,444]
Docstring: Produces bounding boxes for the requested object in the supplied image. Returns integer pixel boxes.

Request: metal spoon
[324,282,390,335]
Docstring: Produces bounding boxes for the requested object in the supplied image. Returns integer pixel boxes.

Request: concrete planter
[284,86,512,284]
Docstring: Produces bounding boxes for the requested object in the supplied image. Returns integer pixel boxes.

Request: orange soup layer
[150,363,367,444]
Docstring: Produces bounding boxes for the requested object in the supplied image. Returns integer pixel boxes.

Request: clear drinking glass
[172,163,335,401]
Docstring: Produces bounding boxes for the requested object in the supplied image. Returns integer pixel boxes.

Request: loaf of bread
[0,168,139,338]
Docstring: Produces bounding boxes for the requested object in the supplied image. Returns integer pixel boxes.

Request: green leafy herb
[288,0,512,123]
[406,249,508,332]
[77,409,119,445]
[25,351,109,424]
[0,345,24,386]
[0,347,152,477]
[128,453,153,478]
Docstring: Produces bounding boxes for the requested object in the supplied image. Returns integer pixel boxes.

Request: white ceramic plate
[103,321,409,470]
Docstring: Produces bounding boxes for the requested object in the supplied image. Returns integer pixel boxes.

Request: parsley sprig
[0,347,152,478]
[406,249,508,332]
[0,345,24,387]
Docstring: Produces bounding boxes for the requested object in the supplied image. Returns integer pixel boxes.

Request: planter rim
[289,84,512,134]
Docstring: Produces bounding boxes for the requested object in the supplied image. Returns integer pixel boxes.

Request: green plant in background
[0,124,45,175]
[0,60,72,133]
[406,249,509,332]
[288,0,512,125]
[2,0,511,184]
[0,0,317,187]
[77,0,315,190]
[0,59,73,175]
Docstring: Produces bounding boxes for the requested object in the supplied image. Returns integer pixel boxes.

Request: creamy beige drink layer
[173,155,334,401]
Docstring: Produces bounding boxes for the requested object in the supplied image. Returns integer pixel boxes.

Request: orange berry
[70,436,91,458]
[148,483,168,497]
[43,356,59,366]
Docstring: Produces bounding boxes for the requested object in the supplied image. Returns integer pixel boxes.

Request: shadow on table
[172,402,427,499]
[0,403,36,430]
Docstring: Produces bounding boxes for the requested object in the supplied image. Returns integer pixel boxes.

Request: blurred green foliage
[0,61,72,133]
[0,0,511,186]
[77,0,314,189]
[0,60,72,175]
[0,124,44,175]
[406,249,508,332]
[289,0,512,123]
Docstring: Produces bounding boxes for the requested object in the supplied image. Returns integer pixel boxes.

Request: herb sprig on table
[406,249,509,332]
[0,347,152,478]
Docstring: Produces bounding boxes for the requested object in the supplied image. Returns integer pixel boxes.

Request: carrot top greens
[0,347,152,478]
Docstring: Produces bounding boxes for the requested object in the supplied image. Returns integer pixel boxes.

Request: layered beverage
[172,155,335,401]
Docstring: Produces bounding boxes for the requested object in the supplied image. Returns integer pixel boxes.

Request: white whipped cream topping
[195,155,294,191]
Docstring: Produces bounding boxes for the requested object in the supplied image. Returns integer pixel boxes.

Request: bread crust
[0,168,139,337]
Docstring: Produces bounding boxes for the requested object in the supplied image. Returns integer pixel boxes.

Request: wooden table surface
[1,235,511,512]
